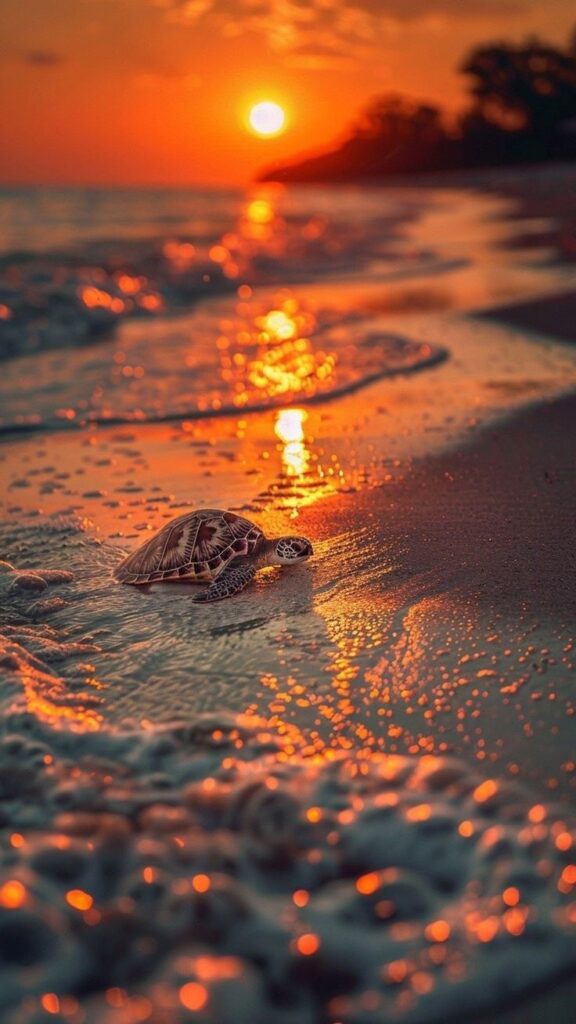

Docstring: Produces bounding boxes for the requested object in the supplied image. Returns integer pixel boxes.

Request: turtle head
[271,536,313,565]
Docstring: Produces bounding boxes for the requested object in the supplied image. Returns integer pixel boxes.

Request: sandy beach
[1,166,576,1022]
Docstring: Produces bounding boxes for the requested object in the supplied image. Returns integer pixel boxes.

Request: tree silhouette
[259,29,576,182]
[461,41,576,135]
[355,95,446,147]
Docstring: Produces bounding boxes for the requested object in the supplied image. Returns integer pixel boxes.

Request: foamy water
[1,176,576,1022]
[0,185,453,436]
[1,552,575,1024]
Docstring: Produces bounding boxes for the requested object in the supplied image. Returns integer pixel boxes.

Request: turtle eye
[276,537,313,561]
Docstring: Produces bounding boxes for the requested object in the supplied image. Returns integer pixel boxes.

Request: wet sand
[481,289,576,345]
[1,384,575,1023]
[294,389,576,795]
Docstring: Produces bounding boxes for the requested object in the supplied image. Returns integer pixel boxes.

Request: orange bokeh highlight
[425,920,451,942]
[356,872,380,895]
[502,886,520,907]
[66,889,94,911]
[473,779,498,803]
[0,880,26,909]
[556,831,573,852]
[292,889,310,908]
[406,803,431,822]
[179,982,208,1012]
[475,917,500,942]
[295,933,320,956]
[504,908,527,936]
[192,874,211,893]
[385,959,408,983]
[194,956,243,981]
[41,994,60,1015]
[561,865,576,886]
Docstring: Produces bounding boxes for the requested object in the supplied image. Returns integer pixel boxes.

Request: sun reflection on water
[275,408,311,481]
[275,408,307,444]
[261,308,298,340]
[246,198,275,225]
[217,293,337,410]
[241,192,281,242]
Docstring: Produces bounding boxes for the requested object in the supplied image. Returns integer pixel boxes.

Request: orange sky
[1,0,575,185]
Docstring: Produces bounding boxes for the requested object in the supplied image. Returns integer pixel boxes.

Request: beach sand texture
[1,166,575,1023]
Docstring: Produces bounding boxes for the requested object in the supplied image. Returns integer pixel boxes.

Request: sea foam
[0,559,575,1024]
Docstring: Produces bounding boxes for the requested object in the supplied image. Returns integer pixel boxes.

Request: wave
[0,183,450,363]
[0,335,447,437]
[0,184,457,440]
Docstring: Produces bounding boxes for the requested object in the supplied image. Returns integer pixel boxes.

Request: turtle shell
[114,509,264,585]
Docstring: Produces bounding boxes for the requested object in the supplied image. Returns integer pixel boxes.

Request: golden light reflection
[41,995,60,1015]
[262,309,298,340]
[179,983,208,1012]
[21,667,103,733]
[283,439,310,479]
[275,408,311,479]
[0,880,27,909]
[256,585,451,759]
[216,294,336,411]
[78,280,162,316]
[276,408,306,444]
[163,240,196,269]
[66,889,94,911]
[240,192,280,242]
[246,198,274,225]
[294,933,320,956]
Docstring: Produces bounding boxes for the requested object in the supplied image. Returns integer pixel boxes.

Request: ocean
[0,184,451,433]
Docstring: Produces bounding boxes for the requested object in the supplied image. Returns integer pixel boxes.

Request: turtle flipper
[193,565,256,603]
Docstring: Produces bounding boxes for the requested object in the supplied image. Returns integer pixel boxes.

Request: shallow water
[1,525,576,1022]
[0,184,456,434]
[1,173,576,1023]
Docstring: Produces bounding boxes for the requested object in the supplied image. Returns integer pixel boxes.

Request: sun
[248,101,286,138]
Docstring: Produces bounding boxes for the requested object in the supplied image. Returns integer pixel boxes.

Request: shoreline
[0,340,448,439]
[255,158,576,194]
[1,389,576,1023]
[2,383,575,788]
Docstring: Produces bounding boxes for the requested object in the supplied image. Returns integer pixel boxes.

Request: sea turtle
[114,508,313,602]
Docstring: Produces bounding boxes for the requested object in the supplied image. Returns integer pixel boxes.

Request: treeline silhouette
[259,32,576,182]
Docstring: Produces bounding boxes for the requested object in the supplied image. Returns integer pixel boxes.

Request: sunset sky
[2,0,575,185]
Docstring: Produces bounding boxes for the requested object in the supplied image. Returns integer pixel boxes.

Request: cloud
[23,50,66,67]
[349,0,530,19]
[101,0,533,67]
[179,0,380,62]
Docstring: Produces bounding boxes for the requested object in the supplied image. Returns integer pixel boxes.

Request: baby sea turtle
[114,508,313,602]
